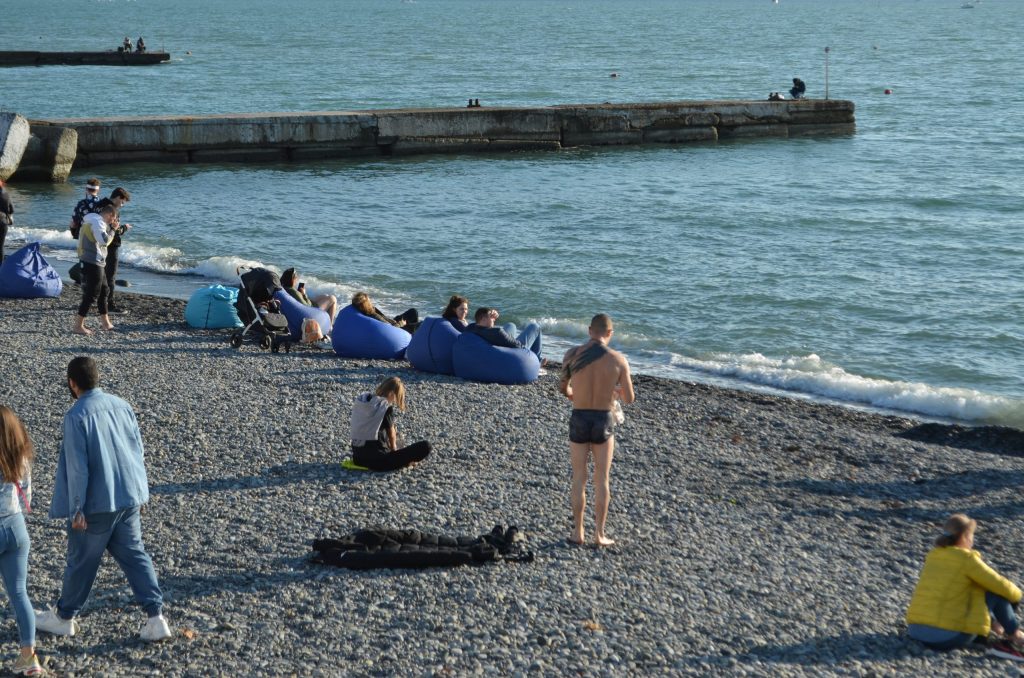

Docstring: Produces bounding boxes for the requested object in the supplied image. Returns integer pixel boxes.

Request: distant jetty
[0,51,170,67]
[2,99,854,182]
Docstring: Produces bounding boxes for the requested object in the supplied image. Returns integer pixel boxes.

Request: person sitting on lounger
[280,268,338,322]
[350,377,432,471]
[351,292,419,333]
[465,307,542,360]
[441,295,470,332]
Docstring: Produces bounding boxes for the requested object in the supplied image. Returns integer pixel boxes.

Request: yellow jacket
[906,546,1022,636]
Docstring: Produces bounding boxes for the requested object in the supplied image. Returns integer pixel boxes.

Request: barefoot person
[559,313,634,546]
[72,203,118,335]
[35,357,172,643]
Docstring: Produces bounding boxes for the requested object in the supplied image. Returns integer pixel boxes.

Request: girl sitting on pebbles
[906,513,1024,660]
[0,406,45,676]
[349,377,432,471]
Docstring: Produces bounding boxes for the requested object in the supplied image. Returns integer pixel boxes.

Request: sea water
[2,0,1022,427]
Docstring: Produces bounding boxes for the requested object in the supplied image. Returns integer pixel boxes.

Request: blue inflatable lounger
[332,304,411,360]
[0,242,63,299]
[274,290,332,342]
[452,331,540,385]
[184,284,243,329]
[406,316,460,376]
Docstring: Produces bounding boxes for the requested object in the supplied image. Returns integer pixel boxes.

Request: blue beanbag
[0,242,63,299]
[406,316,460,375]
[184,284,243,329]
[452,332,540,385]
[274,290,332,341]
[332,304,411,360]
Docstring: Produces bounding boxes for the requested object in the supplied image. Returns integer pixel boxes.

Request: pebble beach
[2,289,1024,677]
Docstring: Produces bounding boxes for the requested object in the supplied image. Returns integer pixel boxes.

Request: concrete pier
[24,99,853,177]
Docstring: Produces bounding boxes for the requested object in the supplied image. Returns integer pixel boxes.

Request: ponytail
[935,513,976,548]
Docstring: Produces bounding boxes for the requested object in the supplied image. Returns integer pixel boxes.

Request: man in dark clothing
[790,77,806,100]
[94,188,132,313]
[0,178,13,265]
[465,307,543,360]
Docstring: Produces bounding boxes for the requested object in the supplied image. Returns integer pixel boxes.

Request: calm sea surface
[3,0,1023,426]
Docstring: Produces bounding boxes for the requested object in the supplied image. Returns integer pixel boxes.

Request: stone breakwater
[2,288,1021,676]
[1,99,854,182]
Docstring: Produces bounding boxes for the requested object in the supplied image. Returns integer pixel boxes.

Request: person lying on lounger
[281,268,338,322]
[351,292,419,333]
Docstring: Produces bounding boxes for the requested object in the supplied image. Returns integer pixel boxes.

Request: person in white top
[73,203,117,335]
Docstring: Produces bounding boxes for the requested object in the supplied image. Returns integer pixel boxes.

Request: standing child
[349,377,431,471]
[0,406,44,676]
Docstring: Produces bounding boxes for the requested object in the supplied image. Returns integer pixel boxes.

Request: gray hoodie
[350,393,390,446]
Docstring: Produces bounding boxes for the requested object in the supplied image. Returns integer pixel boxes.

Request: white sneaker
[35,607,79,636]
[140,614,172,642]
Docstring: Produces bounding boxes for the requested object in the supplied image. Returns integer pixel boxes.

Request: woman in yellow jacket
[906,514,1024,658]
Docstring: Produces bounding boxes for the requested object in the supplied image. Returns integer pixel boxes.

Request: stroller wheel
[260,335,272,350]
[230,333,243,349]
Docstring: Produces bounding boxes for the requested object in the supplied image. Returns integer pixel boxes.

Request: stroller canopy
[239,267,281,304]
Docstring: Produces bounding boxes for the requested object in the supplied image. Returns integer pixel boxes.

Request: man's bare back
[559,314,635,547]
[561,343,634,410]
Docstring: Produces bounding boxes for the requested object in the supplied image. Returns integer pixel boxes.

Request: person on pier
[789,77,806,100]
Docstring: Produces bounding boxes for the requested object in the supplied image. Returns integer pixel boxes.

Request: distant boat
[0,50,171,67]
[961,1,974,6]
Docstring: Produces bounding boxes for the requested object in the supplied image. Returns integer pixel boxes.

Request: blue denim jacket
[50,388,150,520]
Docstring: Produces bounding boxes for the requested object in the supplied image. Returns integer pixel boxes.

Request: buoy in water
[610,72,618,78]
[884,88,892,95]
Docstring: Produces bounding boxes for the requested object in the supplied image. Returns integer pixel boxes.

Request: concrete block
[10,125,77,183]
[0,112,31,181]
[788,122,856,137]
[718,124,789,139]
[643,127,718,143]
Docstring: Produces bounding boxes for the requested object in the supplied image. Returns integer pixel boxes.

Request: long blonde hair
[935,513,976,548]
[0,406,34,484]
[375,377,407,412]
[351,292,374,316]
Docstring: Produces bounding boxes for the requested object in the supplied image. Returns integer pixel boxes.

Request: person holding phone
[280,268,338,322]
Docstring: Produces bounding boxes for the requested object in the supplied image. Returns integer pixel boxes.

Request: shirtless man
[559,313,635,546]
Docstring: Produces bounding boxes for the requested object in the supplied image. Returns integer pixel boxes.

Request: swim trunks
[569,409,614,444]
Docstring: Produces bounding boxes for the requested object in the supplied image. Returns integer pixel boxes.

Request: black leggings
[352,440,431,471]
[78,262,109,317]
[0,220,7,265]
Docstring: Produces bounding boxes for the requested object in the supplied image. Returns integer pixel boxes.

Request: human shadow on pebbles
[149,462,370,496]
[709,631,938,667]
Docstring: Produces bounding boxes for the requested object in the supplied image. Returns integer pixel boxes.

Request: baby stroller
[230,265,292,353]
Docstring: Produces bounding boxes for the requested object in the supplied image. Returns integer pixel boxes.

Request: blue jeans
[504,322,543,359]
[909,591,1019,650]
[56,507,163,620]
[0,513,34,646]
